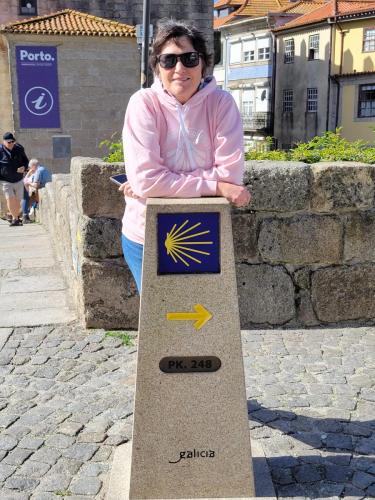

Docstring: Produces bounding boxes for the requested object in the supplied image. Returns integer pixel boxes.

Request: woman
[120,20,251,292]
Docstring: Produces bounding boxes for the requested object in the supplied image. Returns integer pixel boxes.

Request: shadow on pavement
[248,400,375,498]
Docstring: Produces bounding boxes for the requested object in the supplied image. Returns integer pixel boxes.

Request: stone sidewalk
[0,220,374,499]
[0,325,373,499]
[0,220,76,327]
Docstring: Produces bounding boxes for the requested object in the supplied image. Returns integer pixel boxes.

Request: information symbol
[24,86,54,116]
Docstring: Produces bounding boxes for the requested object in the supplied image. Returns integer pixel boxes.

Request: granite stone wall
[39,157,375,329]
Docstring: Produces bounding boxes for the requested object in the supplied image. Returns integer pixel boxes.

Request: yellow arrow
[166,304,213,331]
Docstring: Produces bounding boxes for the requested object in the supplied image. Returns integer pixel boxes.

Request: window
[307,88,318,112]
[358,84,375,117]
[244,50,255,62]
[363,28,375,52]
[308,34,319,60]
[243,39,255,63]
[230,42,241,64]
[258,47,270,60]
[19,0,37,15]
[283,90,293,112]
[242,89,254,115]
[284,38,295,63]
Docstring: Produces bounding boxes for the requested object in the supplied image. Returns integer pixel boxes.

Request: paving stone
[17,460,50,479]
[355,437,375,455]
[293,464,322,483]
[76,431,107,443]
[49,457,82,475]
[17,437,44,450]
[352,470,375,489]
[325,464,353,482]
[0,434,18,451]
[3,448,33,465]
[70,476,102,495]
[326,433,353,450]
[61,443,99,461]
[0,463,17,481]
[78,462,109,477]
[5,476,39,491]
[0,414,20,429]
[29,447,61,465]
[37,473,71,491]
[44,433,75,449]
[0,489,30,500]
[58,421,84,436]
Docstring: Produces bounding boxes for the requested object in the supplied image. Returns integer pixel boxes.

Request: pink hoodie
[122,76,244,244]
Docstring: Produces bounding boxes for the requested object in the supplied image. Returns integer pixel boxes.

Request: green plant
[245,128,375,163]
[105,330,134,346]
[55,490,71,497]
[99,133,124,162]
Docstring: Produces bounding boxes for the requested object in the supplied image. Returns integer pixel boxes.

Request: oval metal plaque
[159,356,221,373]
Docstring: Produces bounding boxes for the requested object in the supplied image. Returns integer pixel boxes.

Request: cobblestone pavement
[0,325,373,499]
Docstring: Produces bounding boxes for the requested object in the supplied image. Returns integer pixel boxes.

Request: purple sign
[16,46,60,128]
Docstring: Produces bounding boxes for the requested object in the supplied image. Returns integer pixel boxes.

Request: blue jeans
[122,234,143,293]
[21,188,29,215]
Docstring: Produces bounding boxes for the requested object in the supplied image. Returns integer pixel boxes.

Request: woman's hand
[216,182,251,207]
[119,181,140,199]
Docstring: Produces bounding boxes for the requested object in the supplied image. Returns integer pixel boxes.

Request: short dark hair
[150,19,212,77]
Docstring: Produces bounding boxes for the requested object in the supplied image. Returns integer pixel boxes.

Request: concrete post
[107,198,254,499]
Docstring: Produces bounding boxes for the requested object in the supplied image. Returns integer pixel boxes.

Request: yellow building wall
[333,19,375,74]
[340,85,375,143]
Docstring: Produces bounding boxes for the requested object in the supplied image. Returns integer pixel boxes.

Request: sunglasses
[6,140,15,144]
[157,52,201,69]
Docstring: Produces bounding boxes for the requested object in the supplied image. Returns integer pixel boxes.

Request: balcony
[241,112,273,131]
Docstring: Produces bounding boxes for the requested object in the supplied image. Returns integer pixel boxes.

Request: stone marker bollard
[108,198,254,499]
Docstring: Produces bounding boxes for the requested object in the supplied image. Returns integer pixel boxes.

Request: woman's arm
[122,92,217,199]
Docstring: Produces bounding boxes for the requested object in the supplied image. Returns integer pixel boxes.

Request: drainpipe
[326,22,333,131]
[270,21,276,140]
[223,32,230,91]
[335,21,348,129]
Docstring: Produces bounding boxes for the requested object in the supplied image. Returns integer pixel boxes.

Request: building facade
[214,17,274,148]
[274,25,331,148]
[0,10,139,172]
[273,0,375,148]
[0,0,214,50]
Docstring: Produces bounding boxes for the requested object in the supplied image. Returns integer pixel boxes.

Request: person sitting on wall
[0,132,29,226]
[23,158,52,219]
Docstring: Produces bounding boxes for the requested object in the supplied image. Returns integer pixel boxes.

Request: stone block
[344,211,375,262]
[80,258,139,329]
[80,216,123,259]
[71,157,126,219]
[237,264,295,325]
[312,264,375,322]
[244,161,309,212]
[311,162,375,212]
[232,211,257,261]
[258,214,342,264]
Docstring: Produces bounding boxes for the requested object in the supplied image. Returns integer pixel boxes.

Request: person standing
[120,20,251,292]
[0,132,29,226]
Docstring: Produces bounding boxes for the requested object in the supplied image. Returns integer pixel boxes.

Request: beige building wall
[3,33,139,173]
[274,26,331,147]
[0,35,14,133]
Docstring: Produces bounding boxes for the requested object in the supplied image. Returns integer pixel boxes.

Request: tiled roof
[279,0,325,14]
[274,0,375,30]
[0,9,135,37]
[334,70,375,77]
[215,0,244,7]
[214,0,290,27]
